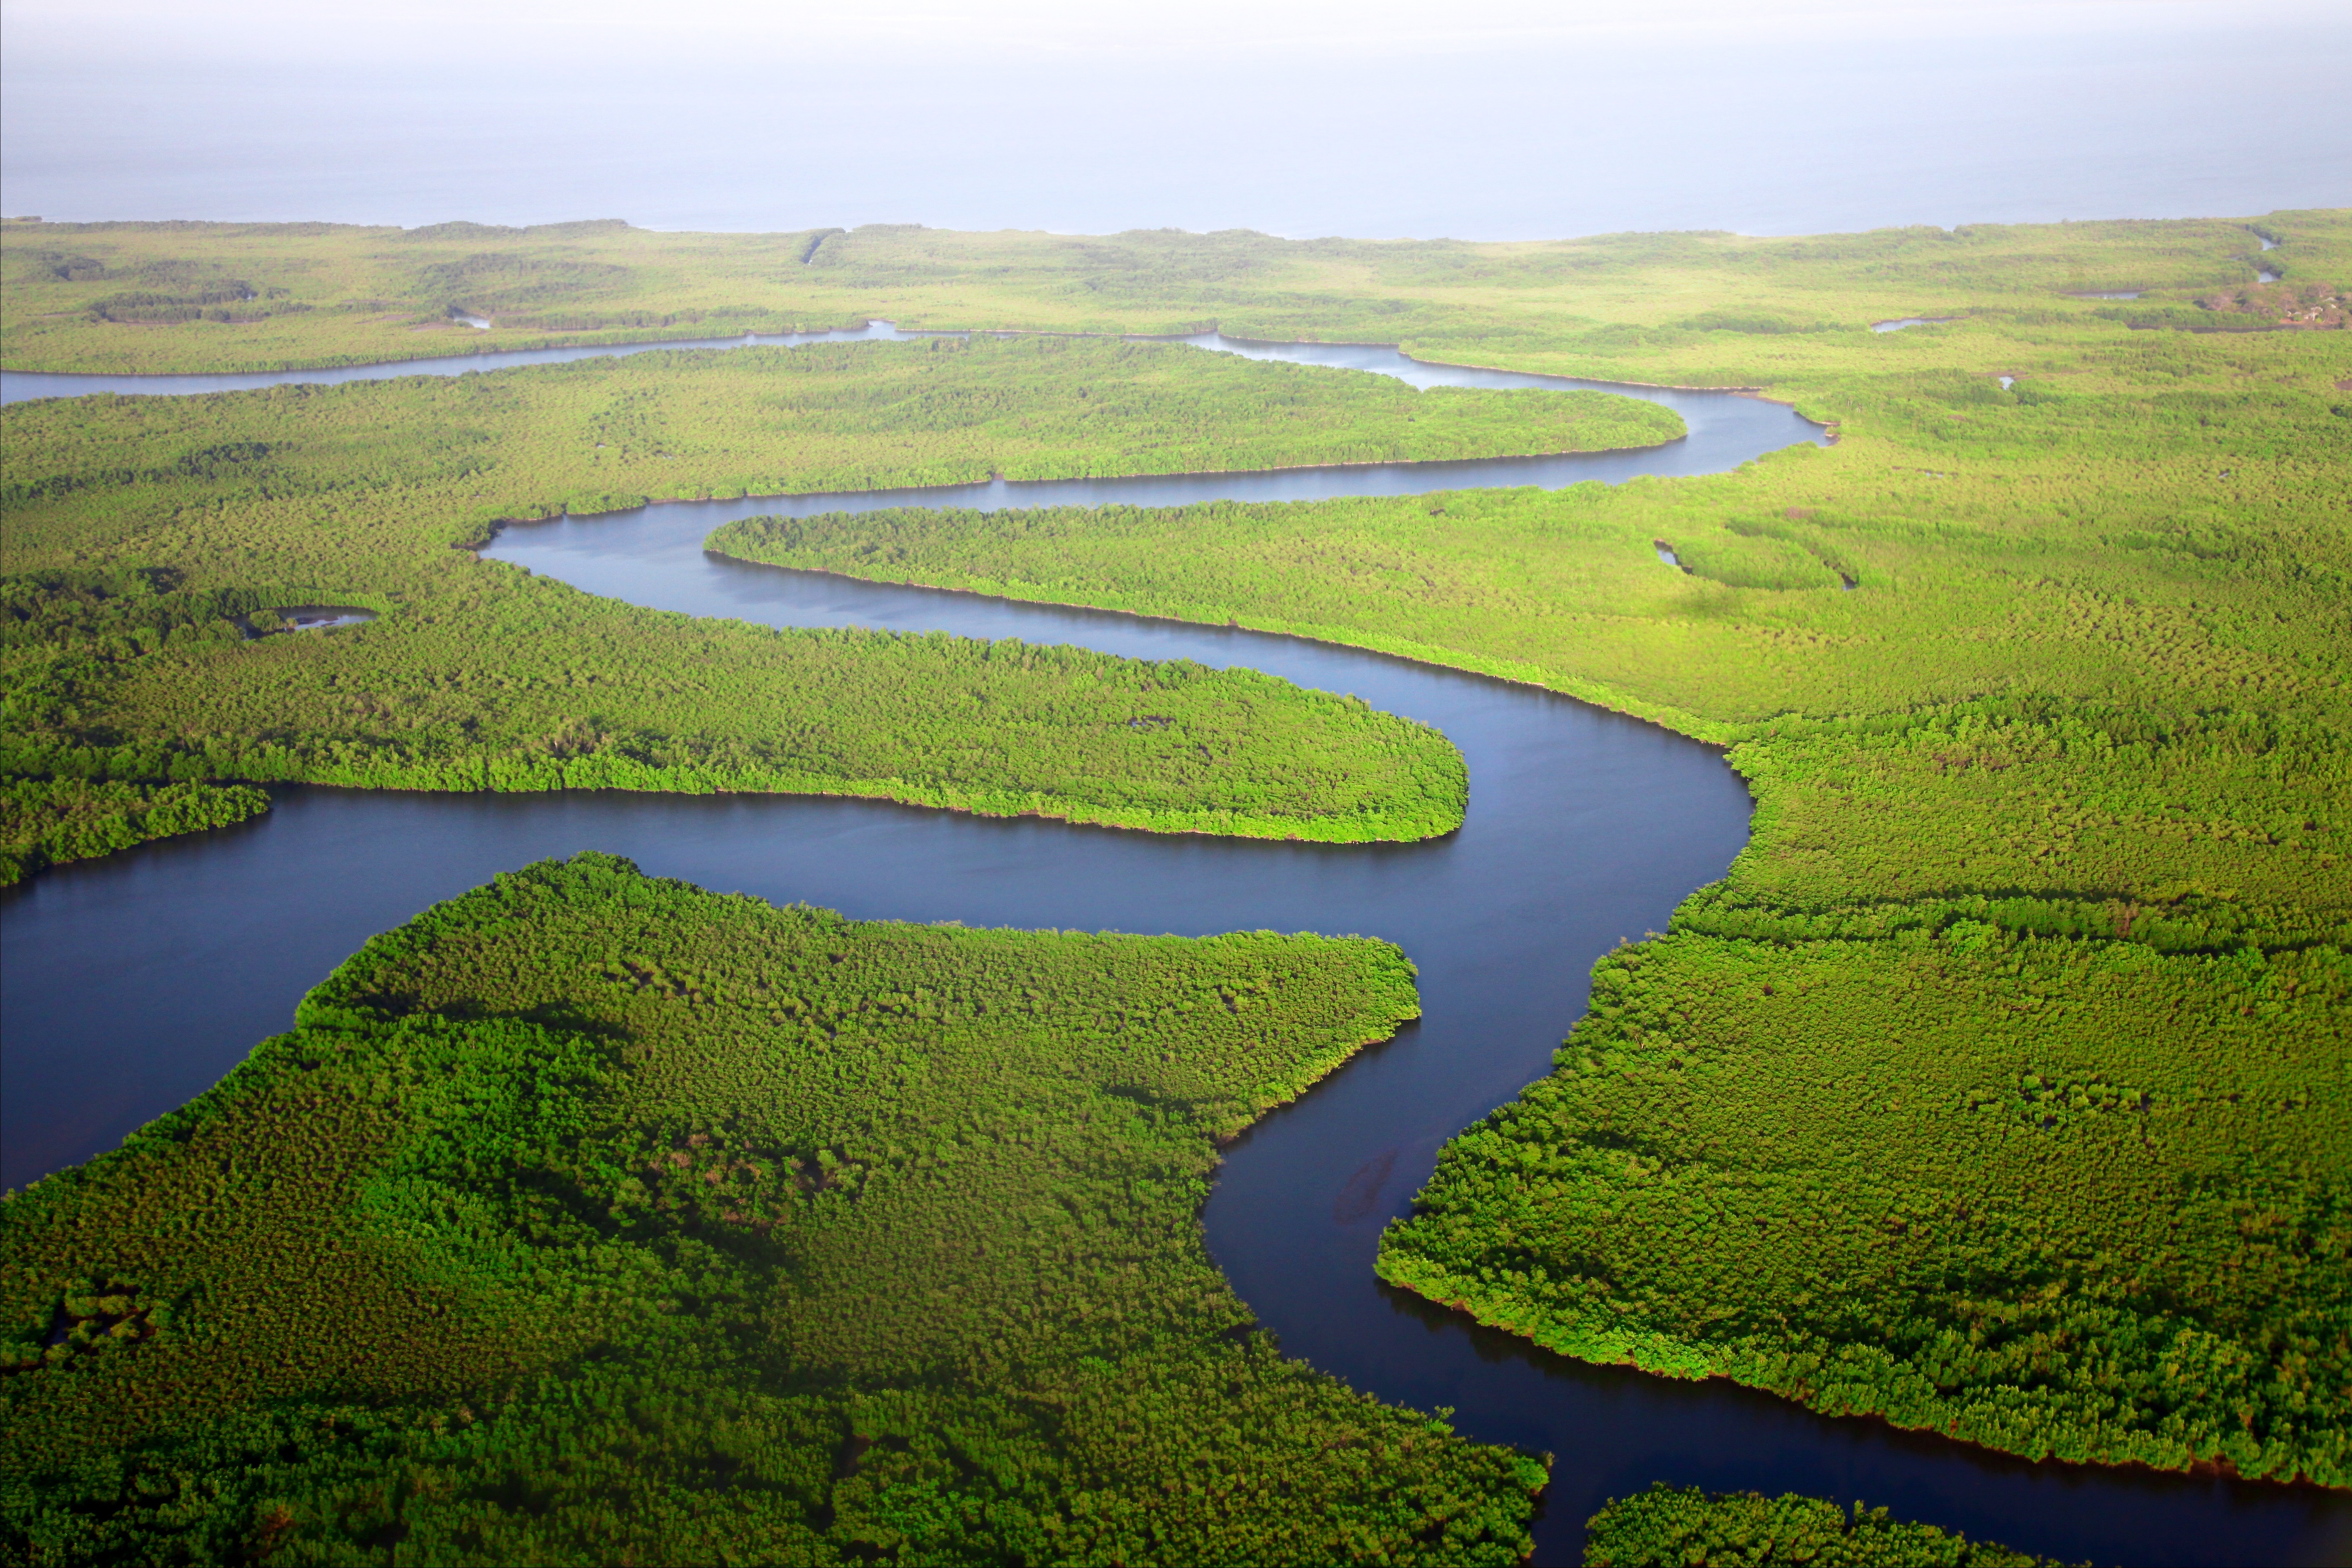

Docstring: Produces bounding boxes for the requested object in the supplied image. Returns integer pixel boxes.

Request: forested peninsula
[0,854,1545,1562]
[0,336,1684,878]
[1582,1486,2076,1567]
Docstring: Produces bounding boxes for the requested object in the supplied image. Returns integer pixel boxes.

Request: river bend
[2,336,2342,1565]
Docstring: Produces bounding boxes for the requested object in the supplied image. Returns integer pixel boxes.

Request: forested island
[3,209,2346,1563]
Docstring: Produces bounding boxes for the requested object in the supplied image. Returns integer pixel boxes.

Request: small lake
[2,336,2344,1565]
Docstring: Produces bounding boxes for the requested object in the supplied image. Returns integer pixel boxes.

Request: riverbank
[0,853,1546,1564]
[14,335,1703,860]
[631,255,2352,1491]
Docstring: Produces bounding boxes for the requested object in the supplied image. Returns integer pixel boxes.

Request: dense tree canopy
[0,855,1545,1564]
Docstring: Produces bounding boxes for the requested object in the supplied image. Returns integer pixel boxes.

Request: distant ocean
[2,24,2347,239]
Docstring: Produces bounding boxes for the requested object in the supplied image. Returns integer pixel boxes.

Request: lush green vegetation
[5,211,2345,376]
[0,336,1659,850]
[0,562,1466,847]
[1384,932,2348,1480]
[7,331,1679,504]
[0,853,1545,1563]
[0,774,269,884]
[686,223,2352,1484]
[1583,1485,2073,1567]
[7,207,2348,1512]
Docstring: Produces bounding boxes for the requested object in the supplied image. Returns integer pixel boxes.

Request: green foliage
[0,566,279,877]
[0,853,1544,1564]
[701,355,2350,752]
[1666,517,1850,591]
[1678,311,1844,336]
[7,209,2346,374]
[0,337,1645,854]
[3,335,1678,516]
[0,774,269,884]
[676,229,2352,1483]
[1583,1485,2077,1567]
[8,209,2350,1494]
[0,562,1467,845]
[1381,929,2351,1482]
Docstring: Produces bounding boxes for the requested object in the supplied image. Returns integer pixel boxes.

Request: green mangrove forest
[0,854,1545,1562]
[4,211,2341,378]
[4,208,2348,1560]
[689,222,2352,1485]
[0,335,1681,876]
[1582,1486,2073,1567]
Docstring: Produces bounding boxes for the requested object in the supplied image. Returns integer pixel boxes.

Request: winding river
[0,320,917,405]
[2,332,2344,1564]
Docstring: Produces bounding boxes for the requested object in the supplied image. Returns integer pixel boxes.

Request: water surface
[0,319,924,405]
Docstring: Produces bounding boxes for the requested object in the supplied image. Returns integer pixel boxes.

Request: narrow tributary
[2,335,2343,1565]
[0,320,919,404]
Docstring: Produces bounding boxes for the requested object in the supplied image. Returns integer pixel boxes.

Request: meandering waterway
[3,335,2344,1565]
[0,320,921,404]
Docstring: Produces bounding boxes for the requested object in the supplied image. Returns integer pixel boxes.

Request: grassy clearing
[0,853,1545,1564]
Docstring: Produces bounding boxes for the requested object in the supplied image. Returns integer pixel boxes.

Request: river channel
[2,333,2344,1564]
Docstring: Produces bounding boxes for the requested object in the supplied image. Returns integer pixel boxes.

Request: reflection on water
[270,605,377,632]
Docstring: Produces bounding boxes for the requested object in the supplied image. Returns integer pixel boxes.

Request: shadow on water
[2,341,2344,1564]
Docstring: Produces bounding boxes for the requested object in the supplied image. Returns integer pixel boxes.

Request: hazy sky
[11,0,2341,55]
[3,0,2345,237]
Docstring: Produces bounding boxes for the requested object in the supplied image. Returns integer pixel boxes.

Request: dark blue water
[3,343,2343,1565]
